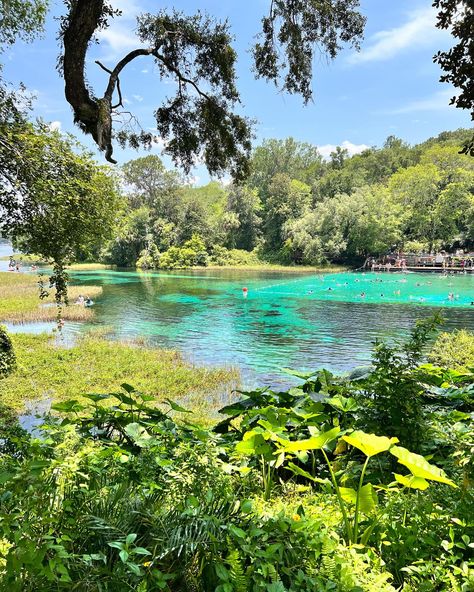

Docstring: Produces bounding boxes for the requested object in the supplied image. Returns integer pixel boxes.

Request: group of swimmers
[8,257,39,272]
[75,294,93,307]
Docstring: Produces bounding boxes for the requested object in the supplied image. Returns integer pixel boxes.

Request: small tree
[0,326,16,379]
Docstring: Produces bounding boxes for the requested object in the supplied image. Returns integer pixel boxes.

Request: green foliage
[429,329,474,372]
[253,0,365,103]
[354,315,444,452]
[0,325,15,378]
[0,332,237,418]
[0,0,48,47]
[158,235,208,269]
[1,315,473,589]
[0,122,123,302]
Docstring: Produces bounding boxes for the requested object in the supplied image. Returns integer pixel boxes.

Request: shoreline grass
[205,263,349,273]
[0,254,115,272]
[0,272,102,323]
[2,333,239,423]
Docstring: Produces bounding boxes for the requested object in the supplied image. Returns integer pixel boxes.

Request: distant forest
[84,128,474,269]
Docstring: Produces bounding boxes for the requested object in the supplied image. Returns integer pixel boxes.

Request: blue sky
[3,0,472,183]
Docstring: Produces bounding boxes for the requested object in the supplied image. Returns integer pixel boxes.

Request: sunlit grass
[0,272,102,323]
[2,333,239,423]
[207,263,348,273]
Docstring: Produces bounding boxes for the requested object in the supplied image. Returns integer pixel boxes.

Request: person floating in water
[85,297,93,307]
[448,292,454,301]
[360,292,366,298]
[75,295,85,306]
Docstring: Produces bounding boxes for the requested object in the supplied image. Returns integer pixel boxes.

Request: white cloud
[385,89,458,114]
[107,0,143,19]
[141,69,149,74]
[317,140,369,160]
[348,7,447,64]
[132,94,144,102]
[49,121,61,132]
[97,24,140,58]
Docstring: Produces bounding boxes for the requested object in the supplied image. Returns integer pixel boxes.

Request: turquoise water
[64,268,474,388]
[1,232,472,388]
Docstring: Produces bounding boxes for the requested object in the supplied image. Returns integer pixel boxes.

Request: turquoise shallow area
[65,268,474,388]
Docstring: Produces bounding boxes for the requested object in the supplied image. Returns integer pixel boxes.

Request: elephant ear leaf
[281,427,340,452]
[390,446,456,487]
[342,431,399,457]
[394,473,430,491]
[340,484,378,514]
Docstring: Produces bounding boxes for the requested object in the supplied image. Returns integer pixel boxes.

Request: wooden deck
[380,266,474,274]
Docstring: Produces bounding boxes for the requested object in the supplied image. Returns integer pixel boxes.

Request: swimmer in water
[360,292,366,298]
[448,293,454,301]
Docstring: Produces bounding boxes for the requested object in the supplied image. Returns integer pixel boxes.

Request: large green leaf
[390,446,456,487]
[281,368,318,380]
[287,462,330,485]
[340,483,378,514]
[281,426,340,452]
[164,398,192,413]
[51,399,86,413]
[124,423,153,448]
[393,473,429,491]
[235,430,273,457]
[342,431,398,457]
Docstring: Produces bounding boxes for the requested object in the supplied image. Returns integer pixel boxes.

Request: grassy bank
[206,263,348,273]
[1,333,238,421]
[1,254,115,271]
[0,272,102,323]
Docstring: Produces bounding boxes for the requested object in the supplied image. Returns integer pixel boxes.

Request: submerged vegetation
[0,320,473,590]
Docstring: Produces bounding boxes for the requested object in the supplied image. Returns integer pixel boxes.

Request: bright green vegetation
[0,326,15,378]
[429,329,474,371]
[0,272,103,323]
[0,333,238,419]
[1,318,473,590]
[93,130,474,272]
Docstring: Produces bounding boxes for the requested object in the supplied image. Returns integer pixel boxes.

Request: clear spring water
[1,232,472,389]
[63,268,474,388]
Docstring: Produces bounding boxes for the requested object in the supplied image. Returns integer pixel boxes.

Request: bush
[209,246,262,266]
[0,326,16,378]
[159,235,209,269]
[429,329,474,371]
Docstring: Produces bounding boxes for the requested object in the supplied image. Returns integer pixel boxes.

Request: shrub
[209,246,262,266]
[429,329,474,371]
[159,235,208,269]
[0,326,16,378]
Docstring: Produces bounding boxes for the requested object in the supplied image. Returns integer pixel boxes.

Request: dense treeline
[91,128,474,269]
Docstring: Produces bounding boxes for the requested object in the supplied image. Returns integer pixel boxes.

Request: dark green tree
[433,0,474,155]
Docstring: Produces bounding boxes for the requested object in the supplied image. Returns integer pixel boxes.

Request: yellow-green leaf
[390,446,456,487]
[281,427,340,453]
[394,473,430,491]
[342,431,399,457]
